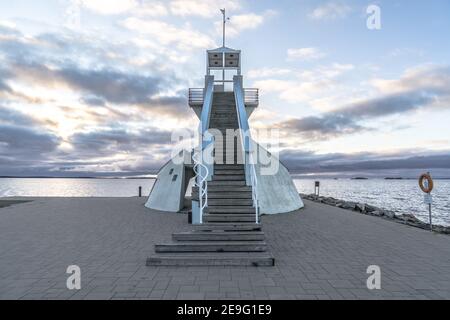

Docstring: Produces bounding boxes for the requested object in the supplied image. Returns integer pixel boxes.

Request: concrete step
[192,185,251,192]
[209,180,246,186]
[172,231,265,241]
[204,214,257,222]
[207,206,256,214]
[211,111,235,114]
[194,223,262,231]
[214,170,244,175]
[208,199,253,206]
[212,175,245,181]
[193,191,251,199]
[147,253,274,267]
[209,125,239,129]
[155,241,267,253]
[214,165,244,170]
[204,192,252,199]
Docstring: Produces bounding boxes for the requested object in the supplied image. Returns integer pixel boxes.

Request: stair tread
[176,231,264,235]
[147,253,275,266]
[157,241,266,245]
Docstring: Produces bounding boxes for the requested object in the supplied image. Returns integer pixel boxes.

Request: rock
[383,211,395,219]
[371,210,382,217]
[399,214,422,224]
[434,226,450,234]
[342,202,355,210]
[355,203,366,212]
[326,199,337,206]
[365,204,377,213]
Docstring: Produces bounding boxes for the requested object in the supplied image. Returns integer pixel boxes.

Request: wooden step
[147,253,274,267]
[172,231,265,241]
[155,241,267,253]
[204,214,257,222]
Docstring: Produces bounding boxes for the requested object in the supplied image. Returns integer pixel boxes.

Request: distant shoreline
[2,176,450,180]
[0,176,156,179]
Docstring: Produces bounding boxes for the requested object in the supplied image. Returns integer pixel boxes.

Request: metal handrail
[244,88,259,105]
[189,87,258,106]
[193,76,215,223]
[193,148,208,223]
[189,88,204,105]
[233,76,260,224]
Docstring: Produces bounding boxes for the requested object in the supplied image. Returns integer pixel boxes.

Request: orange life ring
[419,173,433,193]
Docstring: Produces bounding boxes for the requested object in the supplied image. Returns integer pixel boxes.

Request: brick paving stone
[0,197,449,300]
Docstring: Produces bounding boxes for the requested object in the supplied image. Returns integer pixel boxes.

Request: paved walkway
[0,197,449,300]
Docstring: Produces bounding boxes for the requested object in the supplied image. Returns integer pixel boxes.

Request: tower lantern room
[207,46,241,92]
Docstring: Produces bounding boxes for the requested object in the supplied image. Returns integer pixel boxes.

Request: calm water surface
[1,177,449,226]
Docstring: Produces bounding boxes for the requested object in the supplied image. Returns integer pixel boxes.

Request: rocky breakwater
[301,193,450,235]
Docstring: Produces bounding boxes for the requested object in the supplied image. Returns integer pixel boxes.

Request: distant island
[351,177,369,180]
[385,177,404,180]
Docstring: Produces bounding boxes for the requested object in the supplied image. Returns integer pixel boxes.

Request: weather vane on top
[220,8,230,47]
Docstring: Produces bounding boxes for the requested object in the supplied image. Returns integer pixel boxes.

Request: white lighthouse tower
[145,9,303,266]
[145,10,303,223]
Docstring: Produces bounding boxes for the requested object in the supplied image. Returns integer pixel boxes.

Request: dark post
[428,200,433,232]
[314,181,320,197]
[138,186,142,197]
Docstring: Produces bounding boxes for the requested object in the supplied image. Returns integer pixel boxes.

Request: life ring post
[419,172,434,232]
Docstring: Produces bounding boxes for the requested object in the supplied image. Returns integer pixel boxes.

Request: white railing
[188,88,204,105]
[192,147,208,224]
[189,88,259,105]
[192,75,215,223]
[233,76,260,224]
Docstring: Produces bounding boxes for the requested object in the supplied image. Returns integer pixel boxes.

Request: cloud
[170,0,241,17]
[276,114,364,141]
[281,149,450,175]
[309,2,353,20]
[0,23,196,176]
[254,63,354,104]
[0,28,188,117]
[258,64,450,141]
[69,127,172,157]
[247,67,291,79]
[80,96,106,106]
[287,47,326,61]
[276,90,435,141]
[370,65,450,96]
[133,1,169,17]
[221,10,277,38]
[80,0,138,15]
[122,17,215,50]
[0,124,60,158]
[0,106,38,127]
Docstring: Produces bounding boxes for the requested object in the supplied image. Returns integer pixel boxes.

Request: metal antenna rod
[220,8,226,47]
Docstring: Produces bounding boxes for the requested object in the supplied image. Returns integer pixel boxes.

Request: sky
[0,0,450,177]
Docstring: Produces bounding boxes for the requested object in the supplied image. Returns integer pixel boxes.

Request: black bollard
[139,186,142,197]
